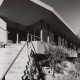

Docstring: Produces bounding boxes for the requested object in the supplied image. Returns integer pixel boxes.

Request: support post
[40,20,43,42]
[58,36,61,46]
[61,34,62,45]
[16,23,19,44]
[64,36,65,47]
[26,27,29,57]
[27,27,29,42]
[34,28,35,41]
[47,24,49,43]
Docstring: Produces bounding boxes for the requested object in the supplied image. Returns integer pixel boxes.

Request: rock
[45,75,54,80]
[62,61,75,71]
[42,67,53,75]
[63,70,68,75]
[54,73,64,78]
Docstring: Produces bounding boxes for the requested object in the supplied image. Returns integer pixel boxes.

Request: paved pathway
[0,44,28,80]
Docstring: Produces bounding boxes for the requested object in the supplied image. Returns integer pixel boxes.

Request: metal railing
[0,32,50,80]
[1,33,41,80]
[30,41,36,53]
[1,41,28,80]
[28,34,41,41]
[28,33,50,53]
[1,33,55,80]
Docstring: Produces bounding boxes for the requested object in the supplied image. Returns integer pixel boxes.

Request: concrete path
[0,44,28,80]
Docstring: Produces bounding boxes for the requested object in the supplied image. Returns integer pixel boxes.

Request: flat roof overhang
[0,0,80,45]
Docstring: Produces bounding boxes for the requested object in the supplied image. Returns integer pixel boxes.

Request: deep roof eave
[30,0,76,36]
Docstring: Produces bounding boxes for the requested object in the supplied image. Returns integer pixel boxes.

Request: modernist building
[0,0,80,52]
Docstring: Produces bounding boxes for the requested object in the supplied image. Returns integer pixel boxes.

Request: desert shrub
[44,42,80,80]
[44,43,69,74]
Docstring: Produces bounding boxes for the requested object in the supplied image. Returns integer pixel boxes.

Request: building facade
[0,0,80,54]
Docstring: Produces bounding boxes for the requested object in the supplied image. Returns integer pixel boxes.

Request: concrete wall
[0,18,7,44]
[30,41,44,54]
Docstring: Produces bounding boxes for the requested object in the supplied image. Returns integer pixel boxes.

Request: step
[0,44,24,80]
[5,44,29,80]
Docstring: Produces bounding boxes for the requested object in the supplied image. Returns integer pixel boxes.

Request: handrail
[29,34,40,39]
[1,41,28,80]
[29,34,41,40]
[28,33,40,53]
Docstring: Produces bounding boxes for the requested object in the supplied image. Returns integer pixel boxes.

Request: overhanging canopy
[0,0,80,45]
